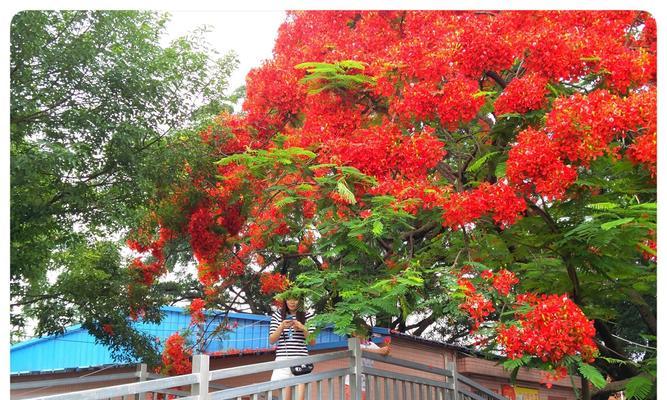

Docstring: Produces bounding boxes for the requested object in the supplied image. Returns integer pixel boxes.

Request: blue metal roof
[10,307,348,374]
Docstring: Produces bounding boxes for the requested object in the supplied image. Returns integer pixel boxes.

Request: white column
[191,354,210,400]
[348,337,363,400]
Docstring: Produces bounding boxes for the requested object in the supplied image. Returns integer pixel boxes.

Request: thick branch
[485,70,507,88]
[593,319,640,379]
[623,288,657,336]
[400,221,438,241]
[592,373,652,399]
[407,313,437,336]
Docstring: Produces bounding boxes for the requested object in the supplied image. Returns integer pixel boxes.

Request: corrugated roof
[12,307,483,375]
[10,307,347,375]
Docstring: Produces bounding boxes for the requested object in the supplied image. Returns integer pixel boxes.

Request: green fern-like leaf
[502,356,529,371]
[578,363,606,389]
[372,221,384,237]
[625,375,653,400]
[601,217,635,231]
[586,202,620,210]
[274,196,296,208]
[336,180,357,204]
[467,151,500,173]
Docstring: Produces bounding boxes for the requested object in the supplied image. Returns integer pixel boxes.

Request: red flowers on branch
[189,298,206,326]
[494,73,548,115]
[260,273,290,295]
[492,269,519,296]
[497,294,598,363]
[161,333,192,376]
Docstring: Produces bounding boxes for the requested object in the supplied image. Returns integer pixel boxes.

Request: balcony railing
[13,338,507,400]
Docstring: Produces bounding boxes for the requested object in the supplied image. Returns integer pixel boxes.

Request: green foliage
[295,60,376,94]
[577,362,606,389]
[624,375,654,400]
[10,10,239,362]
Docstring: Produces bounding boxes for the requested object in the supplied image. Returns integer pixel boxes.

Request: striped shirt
[270,311,315,357]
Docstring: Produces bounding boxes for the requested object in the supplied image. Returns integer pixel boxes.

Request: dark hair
[279,299,306,324]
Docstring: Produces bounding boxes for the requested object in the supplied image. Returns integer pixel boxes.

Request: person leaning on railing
[345,323,391,400]
[269,289,315,400]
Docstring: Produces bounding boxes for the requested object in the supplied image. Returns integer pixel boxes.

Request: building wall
[456,354,579,400]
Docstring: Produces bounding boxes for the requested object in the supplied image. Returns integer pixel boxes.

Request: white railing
[13,338,508,400]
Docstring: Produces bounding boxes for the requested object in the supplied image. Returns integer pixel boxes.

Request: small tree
[10,10,240,364]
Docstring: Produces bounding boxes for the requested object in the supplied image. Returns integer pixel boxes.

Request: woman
[269,296,315,400]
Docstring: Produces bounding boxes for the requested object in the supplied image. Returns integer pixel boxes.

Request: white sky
[164,11,287,94]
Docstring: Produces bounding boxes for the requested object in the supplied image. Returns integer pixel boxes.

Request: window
[515,386,539,400]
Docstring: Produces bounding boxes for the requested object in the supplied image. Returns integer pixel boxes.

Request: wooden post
[137,363,147,400]
[449,356,459,400]
[191,354,210,400]
[348,337,362,400]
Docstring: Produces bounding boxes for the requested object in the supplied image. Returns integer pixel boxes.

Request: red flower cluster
[546,90,626,165]
[628,131,657,178]
[102,324,114,336]
[492,269,519,296]
[298,231,316,255]
[458,278,476,295]
[189,298,206,326]
[369,175,450,214]
[640,238,657,263]
[127,227,175,286]
[161,333,192,376]
[442,182,526,229]
[260,273,290,295]
[540,366,569,389]
[459,293,495,330]
[497,294,598,363]
[506,128,578,200]
[494,73,548,115]
[188,206,225,265]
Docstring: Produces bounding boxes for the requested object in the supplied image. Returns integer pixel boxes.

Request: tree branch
[622,288,656,336]
[485,70,507,89]
[591,373,652,399]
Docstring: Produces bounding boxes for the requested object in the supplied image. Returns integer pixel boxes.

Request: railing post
[137,363,147,400]
[191,354,210,400]
[348,337,362,400]
[449,356,459,400]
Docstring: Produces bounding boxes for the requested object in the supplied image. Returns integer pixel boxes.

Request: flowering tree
[128,11,656,399]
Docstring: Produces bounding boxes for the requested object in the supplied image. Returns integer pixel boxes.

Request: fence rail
[12,338,507,400]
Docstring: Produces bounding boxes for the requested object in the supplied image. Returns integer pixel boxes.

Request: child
[345,324,391,400]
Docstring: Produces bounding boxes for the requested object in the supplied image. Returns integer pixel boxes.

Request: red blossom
[260,273,290,295]
[492,269,519,296]
[102,324,114,336]
[494,72,548,115]
[640,238,657,263]
[459,293,495,330]
[507,128,578,200]
[497,294,598,364]
[189,298,206,326]
[161,333,192,376]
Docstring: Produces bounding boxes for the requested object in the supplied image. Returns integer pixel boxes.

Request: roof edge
[10,324,85,352]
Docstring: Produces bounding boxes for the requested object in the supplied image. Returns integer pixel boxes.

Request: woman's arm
[269,320,289,344]
[293,320,316,345]
[363,344,391,355]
